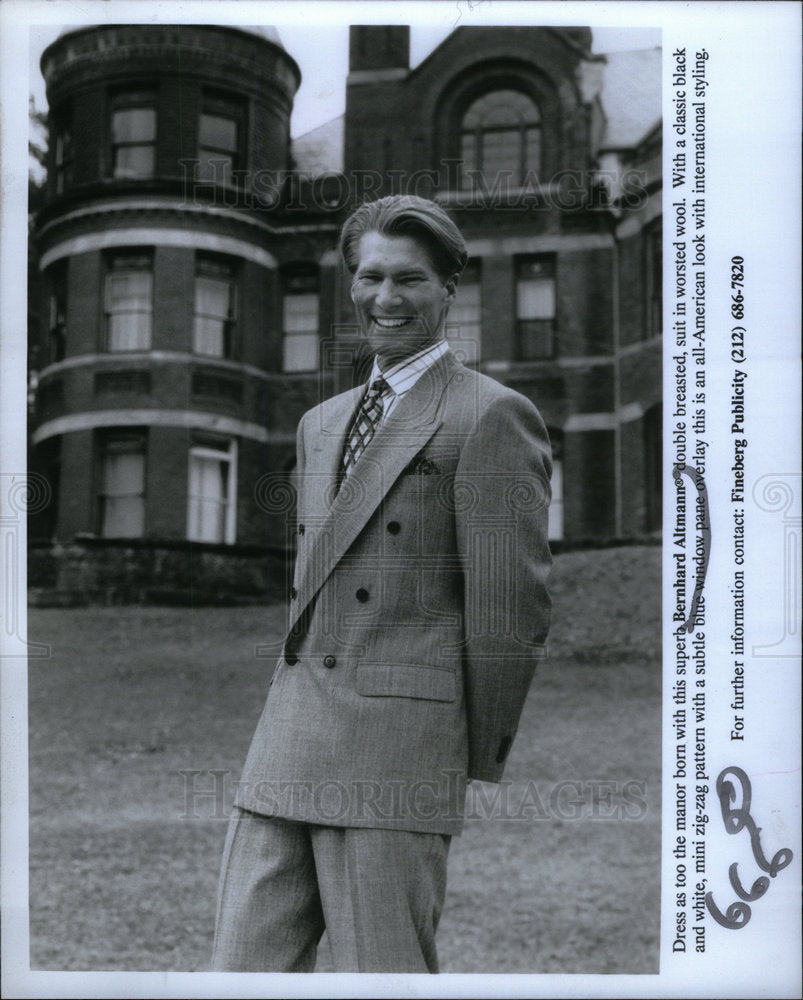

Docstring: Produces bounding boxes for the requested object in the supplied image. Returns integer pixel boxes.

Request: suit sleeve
[454,392,552,782]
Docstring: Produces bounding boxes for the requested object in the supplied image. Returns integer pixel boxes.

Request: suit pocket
[356,662,457,702]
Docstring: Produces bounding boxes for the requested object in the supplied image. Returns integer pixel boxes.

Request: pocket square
[405,455,440,476]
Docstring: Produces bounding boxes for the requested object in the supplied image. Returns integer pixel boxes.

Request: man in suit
[212,195,552,973]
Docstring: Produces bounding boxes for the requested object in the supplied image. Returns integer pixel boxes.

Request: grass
[27,545,661,973]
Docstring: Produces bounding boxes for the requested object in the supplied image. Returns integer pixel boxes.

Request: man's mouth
[371,315,414,329]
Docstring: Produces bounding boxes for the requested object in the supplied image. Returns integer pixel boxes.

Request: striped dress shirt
[368,340,450,424]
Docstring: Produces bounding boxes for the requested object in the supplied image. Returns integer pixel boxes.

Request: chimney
[349,26,410,73]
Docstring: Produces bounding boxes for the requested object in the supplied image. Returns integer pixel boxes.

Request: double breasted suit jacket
[236,350,552,835]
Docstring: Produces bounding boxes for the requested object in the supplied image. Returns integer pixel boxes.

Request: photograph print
[23,16,662,977]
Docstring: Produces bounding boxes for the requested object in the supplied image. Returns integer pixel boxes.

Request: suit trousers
[212,807,451,973]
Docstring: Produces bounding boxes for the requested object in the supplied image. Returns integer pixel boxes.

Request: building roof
[598,47,662,149]
[54,23,285,48]
[292,114,345,175]
[238,25,285,48]
[290,44,662,176]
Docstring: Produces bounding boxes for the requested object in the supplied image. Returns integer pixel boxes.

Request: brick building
[29,24,661,602]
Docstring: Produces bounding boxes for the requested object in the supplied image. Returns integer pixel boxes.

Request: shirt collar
[370,340,450,396]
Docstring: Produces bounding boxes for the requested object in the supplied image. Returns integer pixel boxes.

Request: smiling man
[212,195,553,973]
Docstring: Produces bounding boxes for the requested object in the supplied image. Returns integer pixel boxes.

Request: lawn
[27,545,662,973]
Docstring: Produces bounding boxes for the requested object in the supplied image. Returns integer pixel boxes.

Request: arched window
[460,90,541,189]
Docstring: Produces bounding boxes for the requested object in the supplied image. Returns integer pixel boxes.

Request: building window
[197,91,243,186]
[646,222,662,338]
[460,90,541,189]
[515,257,556,360]
[110,89,157,179]
[48,261,68,362]
[187,435,236,544]
[546,429,564,541]
[644,404,662,532]
[282,266,320,372]
[105,251,153,352]
[53,106,73,194]
[446,259,481,365]
[193,255,238,358]
[98,431,146,538]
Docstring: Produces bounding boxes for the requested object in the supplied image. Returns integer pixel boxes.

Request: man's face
[350,232,457,364]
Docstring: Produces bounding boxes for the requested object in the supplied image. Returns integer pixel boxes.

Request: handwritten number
[705,766,793,929]
[728,862,769,902]
[704,893,752,929]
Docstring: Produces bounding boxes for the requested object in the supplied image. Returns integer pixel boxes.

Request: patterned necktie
[341,376,389,477]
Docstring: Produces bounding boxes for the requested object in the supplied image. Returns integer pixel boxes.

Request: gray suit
[214,349,552,970]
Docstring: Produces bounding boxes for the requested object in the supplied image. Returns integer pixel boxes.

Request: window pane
[193,317,225,357]
[108,313,151,351]
[283,292,319,334]
[106,269,152,350]
[200,113,238,151]
[460,132,477,171]
[463,90,539,128]
[517,277,555,319]
[108,272,151,309]
[104,451,144,494]
[102,449,145,538]
[447,271,481,364]
[114,145,155,178]
[481,129,522,182]
[103,497,145,537]
[283,332,319,372]
[196,276,230,320]
[525,127,541,174]
[188,498,226,542]
[112,108,156,143]
[461,91,541,187]
[188,452,229,543]
[548,458,563,540]
[196,153,234,185]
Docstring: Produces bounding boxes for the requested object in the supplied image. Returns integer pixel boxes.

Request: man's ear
[443,274,459,303]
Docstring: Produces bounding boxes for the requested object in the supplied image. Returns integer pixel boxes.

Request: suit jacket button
[284,653,298,666]
[323,655,336,669]
[387,521,401,534]
[290,586,297,599]
[355,587,369,602]
[297,523,305,535]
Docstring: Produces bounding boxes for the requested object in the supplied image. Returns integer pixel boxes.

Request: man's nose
[374,278,402,309]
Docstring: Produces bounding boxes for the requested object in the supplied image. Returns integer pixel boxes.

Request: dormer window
[460,90,541,189]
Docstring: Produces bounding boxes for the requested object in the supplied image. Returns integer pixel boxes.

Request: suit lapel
[300,387,361,522]
[289,351,460,635]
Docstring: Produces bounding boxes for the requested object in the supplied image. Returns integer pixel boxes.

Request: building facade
[29,24,661,602]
